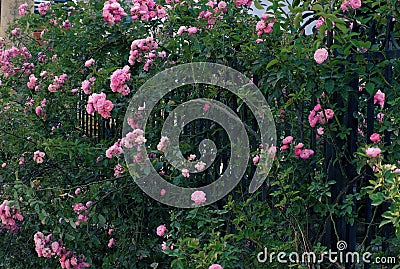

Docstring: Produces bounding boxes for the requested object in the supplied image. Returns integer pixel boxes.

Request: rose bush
[0,0,399,268]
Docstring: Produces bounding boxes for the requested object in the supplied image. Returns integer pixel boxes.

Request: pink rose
[370,133,381,143]
[187,27,198,34]
[373,90,385,108]
[349,0,361,9]
[366,147,381,158]
[107,238,115,248]
[85,58,95,67]
[314,48,329,64]
[182,168,190,178]
[156,225,167,237]
[282,136,293,145]
[191,190,206,205]
[252,155,260,165]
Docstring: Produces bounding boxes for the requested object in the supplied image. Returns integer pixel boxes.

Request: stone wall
[0,0,32,37]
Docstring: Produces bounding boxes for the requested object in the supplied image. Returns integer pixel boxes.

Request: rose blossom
[156,225,167,237]
[314,48,329,64]
[191,190,206,204]
[370,133,381,143]
[366,147,381,158]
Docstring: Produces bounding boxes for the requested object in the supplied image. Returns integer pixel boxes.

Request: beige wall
[0,0,31,37]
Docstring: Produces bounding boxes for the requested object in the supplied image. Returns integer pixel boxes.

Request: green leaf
[253,0,264,10]
[266,59,279,70]
[379,219,392,228]
[365,82,375,95]
[98,214,106,228]
[325,79,335,93]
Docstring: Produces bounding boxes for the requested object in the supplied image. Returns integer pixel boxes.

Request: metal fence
[78,13,400,269]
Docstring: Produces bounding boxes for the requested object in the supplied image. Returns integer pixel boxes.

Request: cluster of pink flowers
[27,74,37,89]
[18,3,29,16]
[177,26,198,35]
[308,103,335,128]
[34,232,90,268]
[256,14,276,36]
[198,1,227,28]
[130,0,167,21]
[366,147,381,158]
[11,28,21,37]
[341,0,361,11]
[48,74,68,92]
[62,20,72,30]
[86,92,114,119]
[315,17,325,29]
[113,163,125,178]
[191,190,206,204]
[236,0,252,7]
[157,136,169,152]
[0,46,32,77]
[38,2,51,15]
[110,65,131,96]
[128,37,165,71]
[294,143,315,159]
[106,139,124,158]
[34,232,61,258]
[123,129,147,148]
[314,48,329,64]
[81,77,96,95]
[35,98,47,117]
[209,264,223,269]
[280,136,293,152]
[33,150,45,163]
[102,0,127,24]
[0,200,23,232]
[373,90,385,108]
[72,201,91,226]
